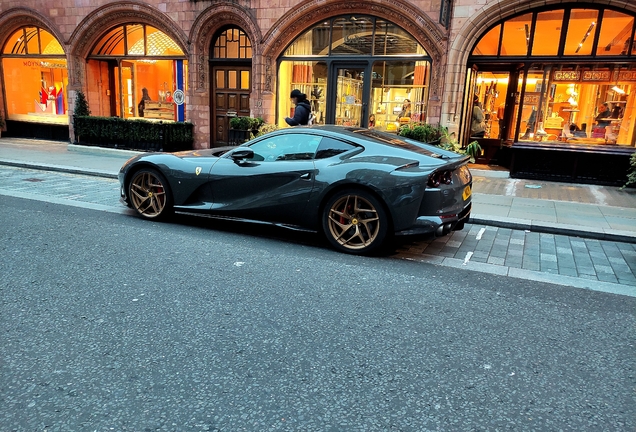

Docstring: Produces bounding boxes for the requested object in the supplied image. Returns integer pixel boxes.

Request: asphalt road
[1,196,634,431]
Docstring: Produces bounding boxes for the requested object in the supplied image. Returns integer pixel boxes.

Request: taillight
[427,170,453,188]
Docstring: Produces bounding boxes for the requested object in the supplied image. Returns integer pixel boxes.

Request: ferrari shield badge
[195,167,202,176]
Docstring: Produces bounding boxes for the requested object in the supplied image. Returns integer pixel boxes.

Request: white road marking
[589,185,608,206]
[505,179,519,196]
[463,251,473,265]
[476,227,486,240]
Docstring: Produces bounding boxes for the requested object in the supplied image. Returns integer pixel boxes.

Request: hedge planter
[228,129,256,146]
[74,116,193,152]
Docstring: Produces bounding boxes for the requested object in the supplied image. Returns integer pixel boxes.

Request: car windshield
[351,129,448,159]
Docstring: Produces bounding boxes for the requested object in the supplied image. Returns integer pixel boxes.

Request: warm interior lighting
[575,21,596,53]
[611,86,626,94]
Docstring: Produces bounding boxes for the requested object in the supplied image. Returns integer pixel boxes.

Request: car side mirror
[231,148,254,162]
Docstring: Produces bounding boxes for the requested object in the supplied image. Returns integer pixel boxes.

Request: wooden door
[212,66,251,146]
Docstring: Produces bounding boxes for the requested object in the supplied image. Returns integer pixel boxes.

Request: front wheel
[128,168,174,220]
[322,189,389,255]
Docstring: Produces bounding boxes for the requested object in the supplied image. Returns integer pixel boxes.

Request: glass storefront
[2,27,68,125]
[468,7,636,147]
[87,24,188,121]
[278,15,430,132]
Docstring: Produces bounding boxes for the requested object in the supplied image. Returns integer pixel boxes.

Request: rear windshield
[351,129,448,159]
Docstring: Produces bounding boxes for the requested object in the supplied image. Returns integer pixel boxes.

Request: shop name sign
[552,69,636,82]
[22,60,66,69]
[618,71,636,81]
[553,71,580,81]
[582,70,611,82]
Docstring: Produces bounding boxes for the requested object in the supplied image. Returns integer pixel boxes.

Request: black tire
[322,189,389,254]
[128,168,174,220]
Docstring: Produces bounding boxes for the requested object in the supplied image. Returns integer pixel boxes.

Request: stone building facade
[1,0,635,181]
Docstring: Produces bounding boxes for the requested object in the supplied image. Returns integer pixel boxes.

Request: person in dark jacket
[285,89,311,126]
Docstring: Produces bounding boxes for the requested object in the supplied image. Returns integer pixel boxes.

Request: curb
[469,214,636,243]
[0,160,118,179]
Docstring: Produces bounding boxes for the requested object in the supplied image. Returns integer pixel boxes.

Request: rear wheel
[322,189,389,254]
[128,168,173,220]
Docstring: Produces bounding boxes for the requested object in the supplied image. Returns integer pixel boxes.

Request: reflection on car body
[118,125,472,254]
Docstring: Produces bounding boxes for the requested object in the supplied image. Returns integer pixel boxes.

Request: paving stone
[522,261,541,271]
[540,253,557,262]
[506,249,523,257]
[556,246,573,255]
[504,258,523,268]
[487,256,505,266]
[576,265,597,276]
[472,251,490,260]
[597,273,619,284]
[558,267,579,277]
[594,264,616,274]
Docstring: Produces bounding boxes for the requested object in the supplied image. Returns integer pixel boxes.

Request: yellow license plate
[463,185,472,201]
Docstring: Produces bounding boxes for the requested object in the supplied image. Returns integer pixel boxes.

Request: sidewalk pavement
[1,137,635,244]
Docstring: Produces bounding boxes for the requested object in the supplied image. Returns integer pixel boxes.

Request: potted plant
[465,140,483,163]
[624,152,636,188]
[229,116,264,145]
[0,112,5,138]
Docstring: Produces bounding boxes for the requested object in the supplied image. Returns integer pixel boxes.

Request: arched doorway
[277,15,431,132]
[87,24,188,121]
[210,27,252,147]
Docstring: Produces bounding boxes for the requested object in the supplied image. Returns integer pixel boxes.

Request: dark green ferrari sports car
[118,125,472,254]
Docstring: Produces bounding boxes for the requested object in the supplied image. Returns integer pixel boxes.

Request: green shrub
[74,90,90,117]
[255,123,278,138]
[398,123,445,143]
[230,116,264,131]
[625,152,636,188]
[73,116,193,151]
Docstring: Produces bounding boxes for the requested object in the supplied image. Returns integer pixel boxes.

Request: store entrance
[327,63,370,128]
[469,71,514,141]
[212,65,251,146]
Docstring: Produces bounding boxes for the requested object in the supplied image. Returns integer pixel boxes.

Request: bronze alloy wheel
[323,190,388,254]
[128,169,172,219]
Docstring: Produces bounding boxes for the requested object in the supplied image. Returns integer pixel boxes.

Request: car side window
[315,137,356,159]
[248,134,320,161]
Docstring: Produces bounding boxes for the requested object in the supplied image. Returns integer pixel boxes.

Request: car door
[208,132,321,225]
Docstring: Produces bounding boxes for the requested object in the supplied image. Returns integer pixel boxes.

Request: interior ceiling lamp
[575,21,596,53]
[610,66,626,94]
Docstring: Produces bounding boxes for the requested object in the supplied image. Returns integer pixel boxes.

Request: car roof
[272,125,456,160]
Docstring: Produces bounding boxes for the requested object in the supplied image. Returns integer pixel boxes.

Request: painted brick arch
[68,1,189,61]
[189,2,262,92]
[260,0,448,103]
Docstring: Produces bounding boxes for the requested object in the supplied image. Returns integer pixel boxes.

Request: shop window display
[519,65,635,146]
[469,6,635,147]
[2,27,68,124]
[279,15,431,131]
[87,24,187,121]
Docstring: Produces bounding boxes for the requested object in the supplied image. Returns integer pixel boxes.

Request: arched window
[87,24,187,121]
[2,26,68,123]
[213,28,252,59]
[471,8,635,58]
